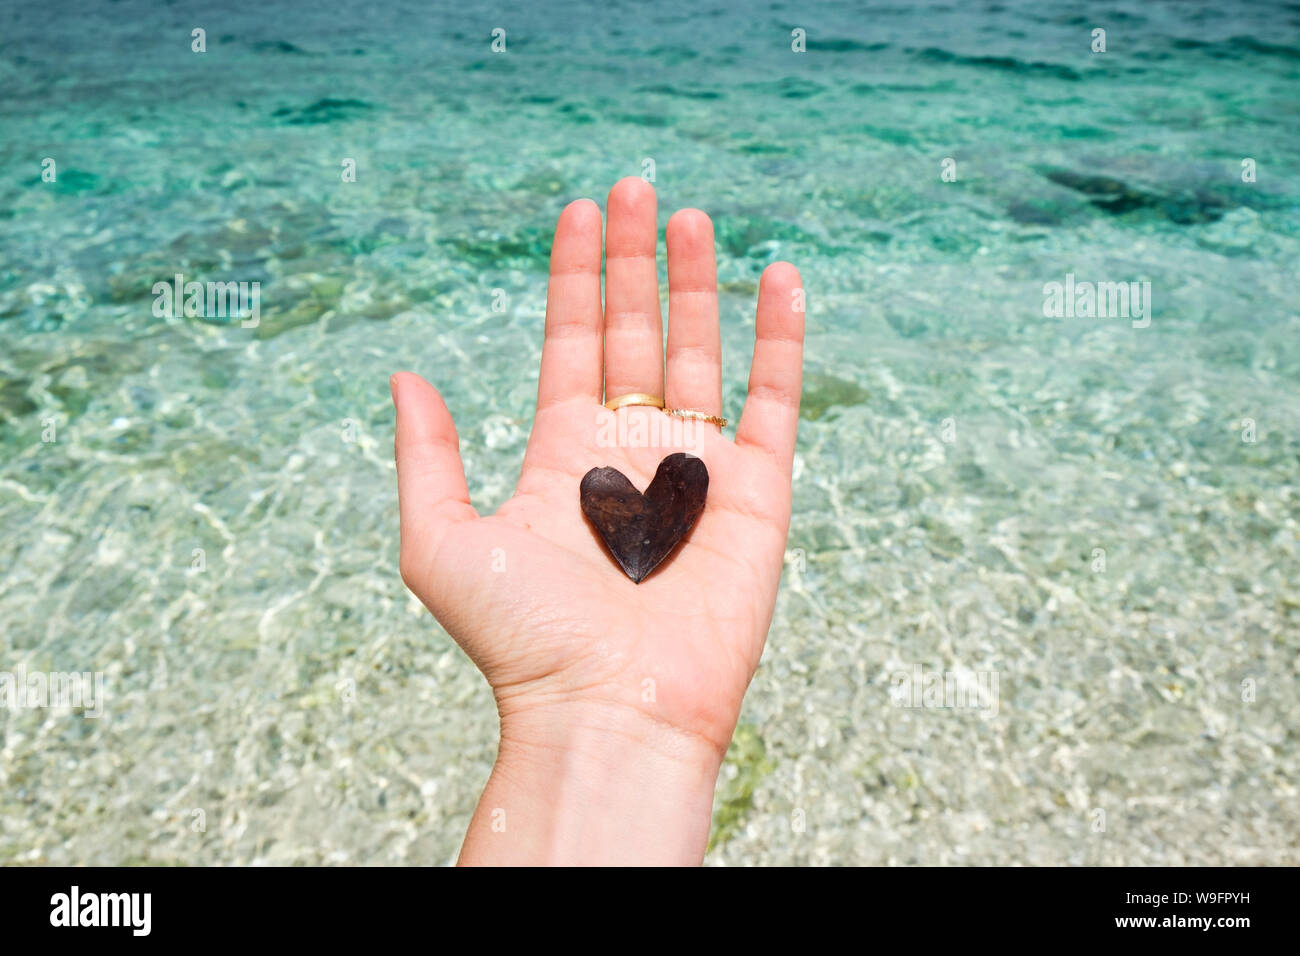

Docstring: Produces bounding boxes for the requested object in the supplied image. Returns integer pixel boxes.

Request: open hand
[391,177,804,864]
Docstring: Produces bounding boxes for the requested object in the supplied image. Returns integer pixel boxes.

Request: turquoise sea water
[1,0,1297,863]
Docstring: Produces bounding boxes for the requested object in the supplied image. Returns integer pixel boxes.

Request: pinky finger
[735,262,804,470]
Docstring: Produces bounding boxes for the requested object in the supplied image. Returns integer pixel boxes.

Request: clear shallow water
[1,0,1297,864]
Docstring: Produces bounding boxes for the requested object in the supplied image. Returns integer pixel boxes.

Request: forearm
[457,702,725,866]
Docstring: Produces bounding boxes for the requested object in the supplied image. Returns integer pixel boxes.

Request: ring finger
[665,208,722,426]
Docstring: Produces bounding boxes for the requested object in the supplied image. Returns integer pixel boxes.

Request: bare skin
[391,177,804,865]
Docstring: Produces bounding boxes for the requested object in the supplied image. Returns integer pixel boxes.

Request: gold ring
[603,392,665,412]
[665,407,728,427]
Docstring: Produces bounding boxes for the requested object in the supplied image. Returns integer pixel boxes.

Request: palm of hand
[393,179,804,755]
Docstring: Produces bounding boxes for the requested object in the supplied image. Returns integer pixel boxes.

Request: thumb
[391,371,477,590]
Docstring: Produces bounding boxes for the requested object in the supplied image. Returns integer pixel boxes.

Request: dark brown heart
[579,452,709,584]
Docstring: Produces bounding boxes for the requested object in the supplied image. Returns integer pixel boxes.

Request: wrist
[458,699,726,866]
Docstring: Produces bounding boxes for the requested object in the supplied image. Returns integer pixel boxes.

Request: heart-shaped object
[580,452,709,583]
